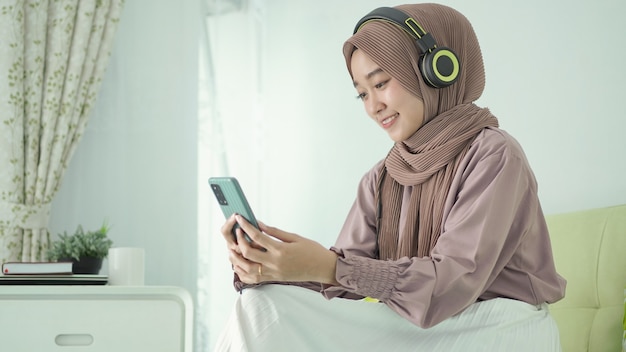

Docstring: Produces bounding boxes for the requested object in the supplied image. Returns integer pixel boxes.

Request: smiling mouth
[381,113,398,127]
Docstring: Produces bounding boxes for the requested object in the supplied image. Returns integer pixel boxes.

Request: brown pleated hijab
[343,4,499,260]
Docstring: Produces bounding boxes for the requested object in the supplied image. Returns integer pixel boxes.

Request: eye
[374,79,389,89]
[355,92,367,100]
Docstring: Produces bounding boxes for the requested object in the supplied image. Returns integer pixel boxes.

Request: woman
[216,3,566,351]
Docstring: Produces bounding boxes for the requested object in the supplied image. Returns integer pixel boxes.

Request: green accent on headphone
[404,18,427,41]
[353,7,460,89]
[432,50,460,82]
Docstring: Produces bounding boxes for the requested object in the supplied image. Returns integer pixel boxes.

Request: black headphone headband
[352,7,460,89]
[353,7,437,54]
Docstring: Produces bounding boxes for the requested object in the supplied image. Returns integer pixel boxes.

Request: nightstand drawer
[0,286,192,352]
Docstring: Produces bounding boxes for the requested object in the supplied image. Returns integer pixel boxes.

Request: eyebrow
[353,68,384,87]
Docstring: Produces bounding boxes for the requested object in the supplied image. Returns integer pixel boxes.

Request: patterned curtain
[0,0,125,263]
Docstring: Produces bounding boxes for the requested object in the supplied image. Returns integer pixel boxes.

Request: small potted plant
[48,222,114,274]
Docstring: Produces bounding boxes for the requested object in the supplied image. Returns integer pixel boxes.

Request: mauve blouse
[322,127,567,328]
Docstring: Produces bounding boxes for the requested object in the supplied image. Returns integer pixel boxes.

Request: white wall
[48,0,626,351]
[49,0,201,294]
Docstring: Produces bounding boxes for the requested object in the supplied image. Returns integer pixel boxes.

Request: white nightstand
[0,285,193,352]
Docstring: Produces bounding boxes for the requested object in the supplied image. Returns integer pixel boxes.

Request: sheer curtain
[0,0,124,263]
[197,0,267,349]
[196,2,382,349]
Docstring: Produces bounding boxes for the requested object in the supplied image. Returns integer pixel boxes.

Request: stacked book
[2,261,73,275]
[1,262,107,285]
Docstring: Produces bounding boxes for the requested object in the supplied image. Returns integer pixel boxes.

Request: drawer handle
[55,334,94,346]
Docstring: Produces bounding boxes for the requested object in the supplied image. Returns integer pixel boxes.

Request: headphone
[353,7,460,89]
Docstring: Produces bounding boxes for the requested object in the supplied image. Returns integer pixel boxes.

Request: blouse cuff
[325,249,398,301]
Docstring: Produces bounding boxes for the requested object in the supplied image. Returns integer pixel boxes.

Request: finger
[236,228,268,263]
[229,248,254,279]
[258,221,300,243]
[229,248,249,271]
[220,214,239,249]
[229,249,263,283]
[235,215,274,251]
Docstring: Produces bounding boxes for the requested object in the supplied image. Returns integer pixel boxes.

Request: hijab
[343,3,499,259]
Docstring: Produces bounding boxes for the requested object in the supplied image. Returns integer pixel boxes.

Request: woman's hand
[225,214,339,285]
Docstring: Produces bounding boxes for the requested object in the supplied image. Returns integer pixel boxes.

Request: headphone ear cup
[419,47,460,88]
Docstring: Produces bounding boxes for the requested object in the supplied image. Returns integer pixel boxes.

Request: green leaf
[47,221,114,261]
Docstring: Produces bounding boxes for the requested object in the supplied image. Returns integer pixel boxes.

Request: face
[351,49,425,143]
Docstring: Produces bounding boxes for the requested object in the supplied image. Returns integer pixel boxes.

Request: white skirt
[214,285,561,352]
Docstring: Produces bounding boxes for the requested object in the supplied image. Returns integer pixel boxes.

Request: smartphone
[208,177,258,243]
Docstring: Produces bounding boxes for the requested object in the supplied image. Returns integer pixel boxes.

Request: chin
[388,133,406,143]
[388,135,401,143]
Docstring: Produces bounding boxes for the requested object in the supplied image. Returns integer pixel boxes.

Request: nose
[365,92,385,118]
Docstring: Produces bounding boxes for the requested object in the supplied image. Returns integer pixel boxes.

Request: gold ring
[258,264,263,276]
